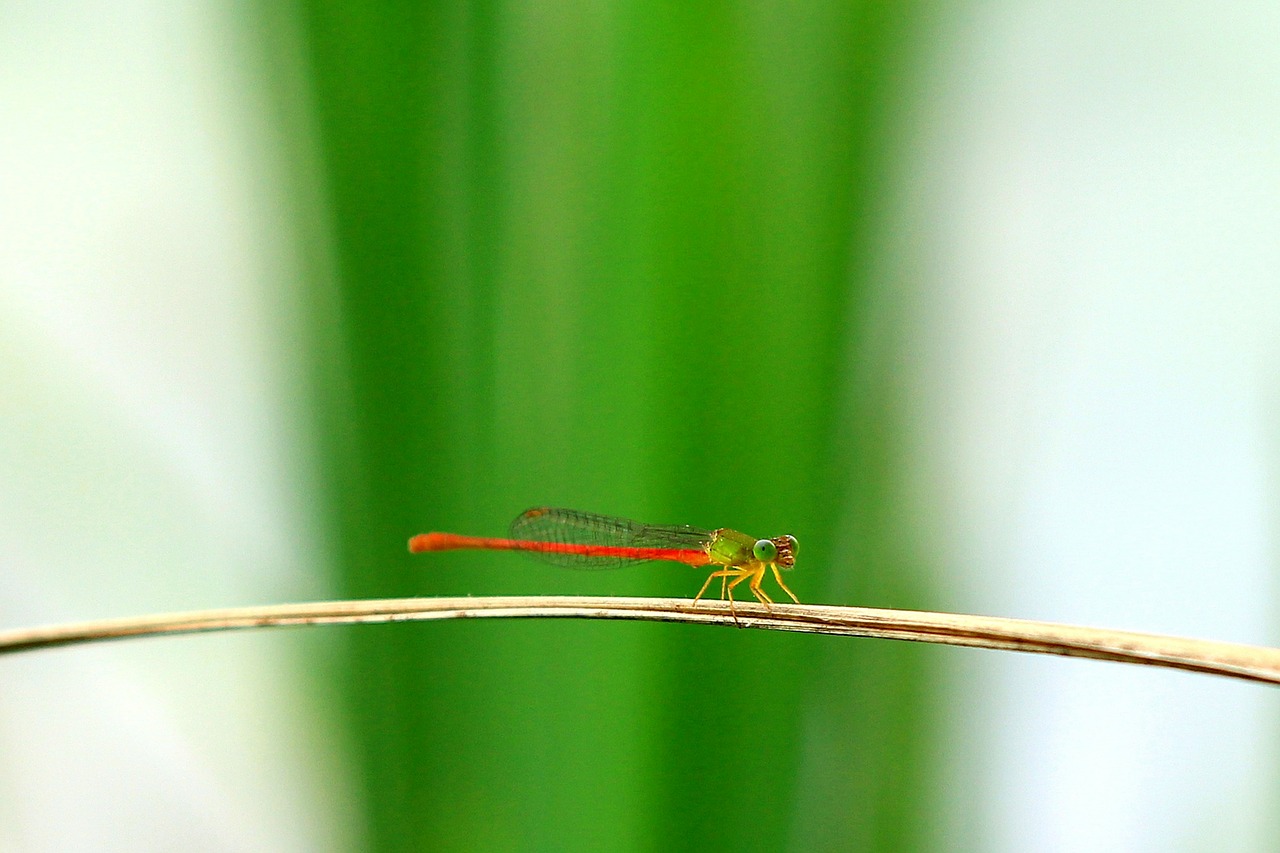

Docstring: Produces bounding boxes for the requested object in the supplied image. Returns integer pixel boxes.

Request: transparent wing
[509,507,712,570]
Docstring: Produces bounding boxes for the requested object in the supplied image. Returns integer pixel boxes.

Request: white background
[907,4,1280,851]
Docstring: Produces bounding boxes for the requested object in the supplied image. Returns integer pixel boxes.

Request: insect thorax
[706,528,759,566]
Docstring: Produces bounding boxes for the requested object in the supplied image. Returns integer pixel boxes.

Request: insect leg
[770,563,800,604]
[745,565,774,608]
[694,569,738,605]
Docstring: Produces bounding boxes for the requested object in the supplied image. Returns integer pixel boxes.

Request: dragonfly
[409,507,799,611]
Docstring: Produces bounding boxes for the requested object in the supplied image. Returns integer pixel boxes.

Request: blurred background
[1,2,1277,851]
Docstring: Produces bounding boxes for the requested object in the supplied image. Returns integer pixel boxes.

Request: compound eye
[753,539,778,562]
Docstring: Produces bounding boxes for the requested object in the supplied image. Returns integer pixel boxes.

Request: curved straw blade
[2,596,1279,687]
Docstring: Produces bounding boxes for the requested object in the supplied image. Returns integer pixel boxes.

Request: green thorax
[706,528,758,567]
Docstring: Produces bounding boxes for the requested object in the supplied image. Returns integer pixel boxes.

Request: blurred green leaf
[263,0,939,849]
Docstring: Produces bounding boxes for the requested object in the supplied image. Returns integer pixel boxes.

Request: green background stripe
[263,1,939,849]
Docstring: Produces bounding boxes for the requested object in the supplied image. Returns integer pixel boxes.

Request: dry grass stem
[1,596,1277,686]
